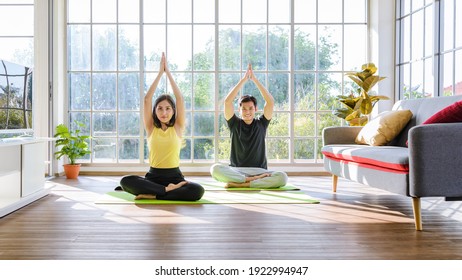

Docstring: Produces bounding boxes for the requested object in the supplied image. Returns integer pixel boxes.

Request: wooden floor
[2,175,462,260]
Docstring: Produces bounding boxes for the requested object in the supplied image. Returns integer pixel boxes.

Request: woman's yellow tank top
[147,126,181,168]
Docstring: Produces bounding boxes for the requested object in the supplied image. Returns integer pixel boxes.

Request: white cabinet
[0,145,21,199]
[21,141,47,197]
[0,138,50,217]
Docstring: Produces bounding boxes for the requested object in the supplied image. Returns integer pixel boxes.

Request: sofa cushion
[406,100,462,146]
[355,110,413,146]
[391,95,462,146]
[321,144,409,173]
[422,100,462,124]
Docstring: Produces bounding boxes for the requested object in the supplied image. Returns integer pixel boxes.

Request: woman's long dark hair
[152,94,176,128]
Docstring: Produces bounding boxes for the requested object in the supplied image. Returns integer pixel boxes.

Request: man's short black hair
[238,95,257,107]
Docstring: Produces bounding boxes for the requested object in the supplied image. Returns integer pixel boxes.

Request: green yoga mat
[200,181,300,191]
[95,190,319,205]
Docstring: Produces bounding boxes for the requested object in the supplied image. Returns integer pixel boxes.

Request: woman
[119,53,204,201]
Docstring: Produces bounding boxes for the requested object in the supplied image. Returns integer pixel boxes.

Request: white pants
[210,163,288,189]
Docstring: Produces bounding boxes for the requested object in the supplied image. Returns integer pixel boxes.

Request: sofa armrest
[322,126,363,145]
[409,123,462,198]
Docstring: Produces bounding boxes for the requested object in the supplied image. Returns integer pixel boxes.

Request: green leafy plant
[333,63,389,126]
[54,121,91,165]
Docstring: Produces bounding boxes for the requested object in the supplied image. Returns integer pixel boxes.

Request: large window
[67,0,367,166]
[0,0,34,139]
[396,0,462,99]
[0,0,34,66]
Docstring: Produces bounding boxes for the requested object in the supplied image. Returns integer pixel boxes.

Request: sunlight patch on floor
[223,200,413,225]
[422,199,462,222]
[102,212,211,224]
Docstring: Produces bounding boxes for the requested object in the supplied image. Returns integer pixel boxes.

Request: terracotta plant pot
[63,164,81,179]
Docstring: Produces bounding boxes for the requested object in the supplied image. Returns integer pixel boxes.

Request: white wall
[369,0,396,113]
[34,0,52,175]
[34,0,67,176]
[51,0,67,176]
[34,0,49,138]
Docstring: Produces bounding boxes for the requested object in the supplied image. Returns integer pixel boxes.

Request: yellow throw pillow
[355,110,413,146]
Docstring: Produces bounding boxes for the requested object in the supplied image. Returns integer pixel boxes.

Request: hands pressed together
[158,52,170,75]
[245,63,256,81]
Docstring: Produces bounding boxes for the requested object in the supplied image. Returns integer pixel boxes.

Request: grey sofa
[322,95,462,230]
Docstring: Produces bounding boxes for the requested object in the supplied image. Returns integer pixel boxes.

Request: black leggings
[120,167,204,201]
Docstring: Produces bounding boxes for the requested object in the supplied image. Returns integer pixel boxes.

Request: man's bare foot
[134,194,156,200]
[225,182,251,188]
[245,173,271,182]
[165,181,188,192]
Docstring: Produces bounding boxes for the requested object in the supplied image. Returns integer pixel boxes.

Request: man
[210,64,288,188]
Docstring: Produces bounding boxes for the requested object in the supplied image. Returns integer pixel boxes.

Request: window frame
[395,0,462,100]
[65,0,369,170]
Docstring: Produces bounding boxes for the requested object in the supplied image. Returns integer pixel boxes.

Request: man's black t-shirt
[227,114,270,169]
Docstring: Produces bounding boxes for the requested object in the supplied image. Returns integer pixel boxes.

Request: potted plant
[333,63,389,126]
[54,121,91,179]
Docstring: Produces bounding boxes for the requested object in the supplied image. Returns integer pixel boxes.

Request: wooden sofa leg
[332,175,338,193]
[412,197,423,231]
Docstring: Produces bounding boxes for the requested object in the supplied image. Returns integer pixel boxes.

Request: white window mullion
[289,0,295,164]
[214,0,220,164]
[139,0,145,164]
